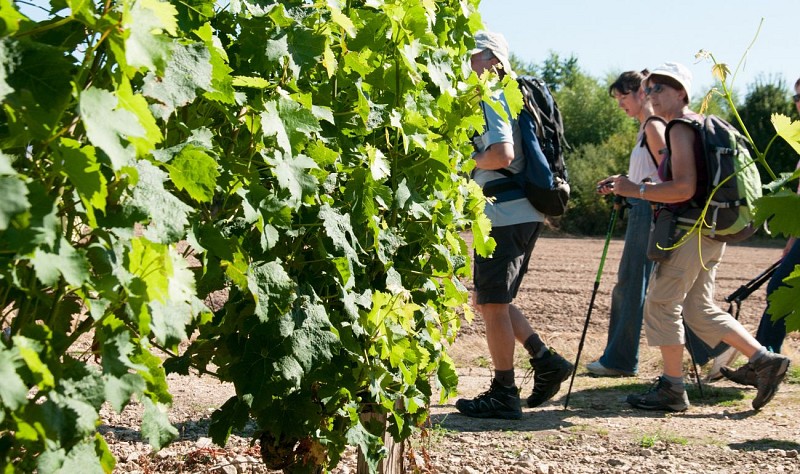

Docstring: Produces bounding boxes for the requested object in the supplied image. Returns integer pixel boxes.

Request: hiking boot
[626,376,689,412]
[455,379,522,420]
[719,362,756,387]
[526,350,574,408]
[586,360,635,377]
[752,352,790,410]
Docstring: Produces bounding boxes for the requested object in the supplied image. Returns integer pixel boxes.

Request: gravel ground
[100,236,800,473]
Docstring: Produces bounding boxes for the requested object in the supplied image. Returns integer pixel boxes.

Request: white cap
[471,30,516,78]
[650,62,693,101]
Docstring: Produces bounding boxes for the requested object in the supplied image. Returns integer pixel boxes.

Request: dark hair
[608,69,649,96]
[647,74,689,104]
[795,77,800,89]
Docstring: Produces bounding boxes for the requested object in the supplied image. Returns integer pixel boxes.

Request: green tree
[738,76,796,181]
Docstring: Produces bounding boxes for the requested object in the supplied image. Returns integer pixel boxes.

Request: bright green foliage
[0,0,488,472]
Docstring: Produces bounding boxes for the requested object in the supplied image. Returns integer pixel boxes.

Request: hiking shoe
[586,360,635,377]
[526,350,574,408]
[719,362,756,387]
[455,379,522,420]
[626,376,689,412]
[752,352,790,410]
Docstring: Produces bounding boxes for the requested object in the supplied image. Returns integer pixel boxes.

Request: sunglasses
[644,83,668,96]
[794,94,800,103]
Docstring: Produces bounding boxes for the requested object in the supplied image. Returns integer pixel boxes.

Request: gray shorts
[474,222,542,305]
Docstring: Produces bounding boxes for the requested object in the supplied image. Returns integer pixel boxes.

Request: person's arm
[473,142,514,170]
[607,123,697,202]
[643,118,667,166]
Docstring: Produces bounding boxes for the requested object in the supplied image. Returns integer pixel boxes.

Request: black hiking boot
[752,352,790,410]
[626,376,689,412]
[719,362,756,387]
[455,379,522,420]
[526,350,573,408]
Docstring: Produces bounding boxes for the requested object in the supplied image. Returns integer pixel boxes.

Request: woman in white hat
[600,62,790,412]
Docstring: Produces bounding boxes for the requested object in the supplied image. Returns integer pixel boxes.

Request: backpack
[664,115,762,242]
[482,76,570,216]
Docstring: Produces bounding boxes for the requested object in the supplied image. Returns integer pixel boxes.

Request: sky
[479,0,800,99]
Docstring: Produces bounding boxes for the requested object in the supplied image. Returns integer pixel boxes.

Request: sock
[494,369,516,388]
[663,374,684,390]
[749,347,768,364]
[524,334,547,359]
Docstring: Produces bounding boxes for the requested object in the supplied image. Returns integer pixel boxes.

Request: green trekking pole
[564,194,624,410]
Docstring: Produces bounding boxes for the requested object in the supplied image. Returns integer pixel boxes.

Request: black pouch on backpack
[647,208,679,263]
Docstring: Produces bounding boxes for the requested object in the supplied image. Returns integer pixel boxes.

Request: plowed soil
[104,235,800,474]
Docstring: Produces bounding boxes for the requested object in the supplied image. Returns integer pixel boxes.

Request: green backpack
[664,115,762,242]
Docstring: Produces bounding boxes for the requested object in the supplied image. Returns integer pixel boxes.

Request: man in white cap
[454,31,573,420]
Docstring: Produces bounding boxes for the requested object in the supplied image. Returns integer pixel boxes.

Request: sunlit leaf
[772,113,800,155]
[124,0,178,73]
[166,144,219,203]
[79,87,144,170]
[141,398,178,450]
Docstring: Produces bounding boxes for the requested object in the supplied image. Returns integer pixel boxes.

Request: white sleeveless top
[628,123,661,184]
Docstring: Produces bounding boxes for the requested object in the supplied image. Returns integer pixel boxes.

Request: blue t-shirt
[473,92,543,226]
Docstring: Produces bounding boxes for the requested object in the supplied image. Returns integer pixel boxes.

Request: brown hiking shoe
[719,362,756,387]
[751,352,790,410]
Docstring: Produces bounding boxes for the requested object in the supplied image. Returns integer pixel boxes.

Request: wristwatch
[639,183,646,200]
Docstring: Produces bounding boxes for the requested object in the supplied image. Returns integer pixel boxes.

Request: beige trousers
[644,234,739,347]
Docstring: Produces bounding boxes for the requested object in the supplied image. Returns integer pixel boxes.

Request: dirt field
[103,235,800,474]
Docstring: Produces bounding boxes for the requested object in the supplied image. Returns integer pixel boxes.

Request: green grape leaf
[768,265,800,332]
[772,113,800,155]
[470,212,495,257]
[116,78,163,157]
[14,335,55,389]
[0,346,28,410]
[104,373,146,413]
[79,87,145,170]
[194,23,235,104]
[231,75,272,89]
[208,396,250,446]
[266,153,319,202]
[436,353,458,403]
[127,237,169,302]
[330,6,356,37]
[141,398,178,450]
[0,150,14,174]
[166,145,219,203]
[142,42,213,119]
[41,437,109,474]
[0,0,25,36]
[247,260,296,323]
[275,355,303,388]
[6,39,73,135]
[319,204,361,266]
[127,160,191,243]
[124,0,178,74]
[56,139,108,226]
[0,175,29,230]
[345,422,381,474]
[754,190,800,238]
[30,237,90,287]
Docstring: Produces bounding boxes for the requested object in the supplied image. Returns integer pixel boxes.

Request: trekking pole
[724,259,782,318]
[683,320,705,398]
[564,195,623,410]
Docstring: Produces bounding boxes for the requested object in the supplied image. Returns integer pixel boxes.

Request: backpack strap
[664,115,704,209]
[640,116,667,168]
